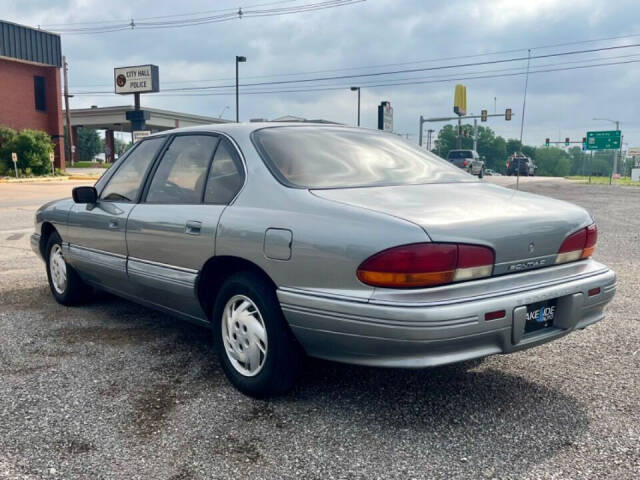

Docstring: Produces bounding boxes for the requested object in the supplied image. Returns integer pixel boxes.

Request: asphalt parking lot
[1,178,638,479]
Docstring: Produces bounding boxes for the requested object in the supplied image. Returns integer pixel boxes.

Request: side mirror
[72,186,97,204]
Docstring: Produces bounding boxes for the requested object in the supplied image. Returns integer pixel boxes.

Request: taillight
[356,243,494,288]
[463,160,469,167]
[555,223,597,264]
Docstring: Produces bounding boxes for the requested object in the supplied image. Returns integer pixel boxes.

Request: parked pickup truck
[447,149,484,178]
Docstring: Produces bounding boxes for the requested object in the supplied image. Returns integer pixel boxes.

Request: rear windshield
[447,150,474,159]
[252,126,473,189]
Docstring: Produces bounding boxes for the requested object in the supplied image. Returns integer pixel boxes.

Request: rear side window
[447,151,473,159]
[146,135,220,204]
[100,137,164,202]
[204,139,245,204]
[253,126,470,189]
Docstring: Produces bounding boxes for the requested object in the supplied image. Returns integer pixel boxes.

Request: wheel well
[197,256,277,320]
[40,222,58,258]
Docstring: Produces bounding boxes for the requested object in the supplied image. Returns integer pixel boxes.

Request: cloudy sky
[5,0,640,148]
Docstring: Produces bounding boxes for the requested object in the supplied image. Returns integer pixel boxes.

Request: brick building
[0,20,66,169]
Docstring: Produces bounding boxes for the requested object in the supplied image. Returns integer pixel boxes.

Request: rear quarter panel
[214,145,429,300]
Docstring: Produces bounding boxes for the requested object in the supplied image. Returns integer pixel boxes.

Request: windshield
[252,126,473,189]
[447,150,474,159]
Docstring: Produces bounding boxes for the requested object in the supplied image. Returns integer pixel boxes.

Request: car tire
[45,232,91,306]
[212,271,303,398]
[478,168,484,179]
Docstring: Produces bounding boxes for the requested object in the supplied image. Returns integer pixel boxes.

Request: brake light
[555,223,597,264]
[356,243,494,288]
[462,160,469,167]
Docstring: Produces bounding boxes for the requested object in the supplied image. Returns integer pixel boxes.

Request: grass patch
[566,175,640,186]
[71,161,112,168]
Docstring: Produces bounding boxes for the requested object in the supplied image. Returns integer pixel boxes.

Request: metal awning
[66,105,230,132]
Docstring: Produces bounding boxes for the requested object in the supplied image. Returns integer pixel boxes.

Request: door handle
[185,220,202,235]
[108,220,119,229]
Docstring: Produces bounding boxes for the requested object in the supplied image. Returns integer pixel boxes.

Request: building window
[34,76,46,112]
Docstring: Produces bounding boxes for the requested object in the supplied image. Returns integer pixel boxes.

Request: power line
[40,0,301,26]
[69,30,640,88]
[70,42,640,95]
[71,58,640,98]
[70,51,640,92]
[45,0,364,34]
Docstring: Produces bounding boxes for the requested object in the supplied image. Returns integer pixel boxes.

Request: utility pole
[427,129,434,151]
[235,55,246,123]
[418,115,424,147]
[63,55,74,166]
[517,48,532,191]
[616,120,621,178]
[350,87,361,126]
[473,118,478,151]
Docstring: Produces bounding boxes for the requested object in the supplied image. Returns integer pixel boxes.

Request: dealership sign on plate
[114,65,159,94]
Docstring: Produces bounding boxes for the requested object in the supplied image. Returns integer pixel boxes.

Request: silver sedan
[32,123,616,397]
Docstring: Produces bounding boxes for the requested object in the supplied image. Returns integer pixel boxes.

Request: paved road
[0,179,638,479]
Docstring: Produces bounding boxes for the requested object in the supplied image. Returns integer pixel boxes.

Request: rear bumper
[278,260,616,367]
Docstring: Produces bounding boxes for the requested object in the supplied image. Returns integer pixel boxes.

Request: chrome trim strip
[70,243,126,259]
[279,265,614,308]
[126,266,194,288]
[127,256,198,274]
[281,303,478,329]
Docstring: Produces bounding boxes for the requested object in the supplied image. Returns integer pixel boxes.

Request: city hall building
[0,20,65,168]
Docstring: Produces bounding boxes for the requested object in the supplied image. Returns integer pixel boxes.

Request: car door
[65,136,167,292]
[126,134,245,321]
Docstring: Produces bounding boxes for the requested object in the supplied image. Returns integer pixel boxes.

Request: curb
[0,175,100,183]
[0,176,70,183]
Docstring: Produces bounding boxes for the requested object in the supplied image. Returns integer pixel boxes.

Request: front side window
[146,135,220,204]
[204,138,245,204]
[253,126,472,189]
[100,137,165,202]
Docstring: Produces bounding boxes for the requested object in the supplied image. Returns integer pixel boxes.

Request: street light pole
[235,56,246,123]
[593,117,621,181]
[350,87,360,126]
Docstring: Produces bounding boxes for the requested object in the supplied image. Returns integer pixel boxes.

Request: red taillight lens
[357,243,494,288]
[583,223,597,258]
[463,160,469,166]
[556,223,597,264]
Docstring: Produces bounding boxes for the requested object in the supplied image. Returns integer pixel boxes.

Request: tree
[114,137,132,156]
[534,147,571,177]
[521,145,536,160]
[76,127,104,162]
[506,139,522,155]
[434,124,508,172]
[0,127,53,175]
[568,147,589,175]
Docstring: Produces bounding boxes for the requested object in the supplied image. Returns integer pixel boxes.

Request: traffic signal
[545,138,550,147]
[481,109,487,122]
[505,108,512,121]
[565,137,570,146]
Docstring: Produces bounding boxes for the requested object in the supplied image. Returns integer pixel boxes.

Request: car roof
[148,121,352,138]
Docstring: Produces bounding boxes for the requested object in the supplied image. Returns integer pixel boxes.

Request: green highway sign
[586,130,621,150]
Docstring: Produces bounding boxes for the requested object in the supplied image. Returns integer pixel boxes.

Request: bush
[0,126,54,176]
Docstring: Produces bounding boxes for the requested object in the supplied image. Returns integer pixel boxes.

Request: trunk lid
[311,182,593,274]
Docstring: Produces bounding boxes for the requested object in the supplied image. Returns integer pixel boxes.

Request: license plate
[524,300,556,333]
